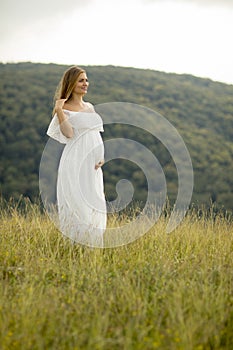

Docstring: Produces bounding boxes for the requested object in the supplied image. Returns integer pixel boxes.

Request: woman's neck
[64,94,89,112]
[68,94,84,106]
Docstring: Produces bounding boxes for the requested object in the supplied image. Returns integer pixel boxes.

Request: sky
[1,0,233,85]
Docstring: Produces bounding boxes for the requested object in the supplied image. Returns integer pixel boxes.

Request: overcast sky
[1,0,233,84]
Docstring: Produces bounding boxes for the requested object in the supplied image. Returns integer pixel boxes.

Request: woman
[46,66,106,247]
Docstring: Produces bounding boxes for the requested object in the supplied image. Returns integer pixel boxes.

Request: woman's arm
[55,99,74,138]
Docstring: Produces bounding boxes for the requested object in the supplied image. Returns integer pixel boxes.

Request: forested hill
[0,62,233,212]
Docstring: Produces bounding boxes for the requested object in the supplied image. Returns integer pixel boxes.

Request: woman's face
[73,72,89,95]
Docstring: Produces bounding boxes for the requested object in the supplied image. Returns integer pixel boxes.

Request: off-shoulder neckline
[63,109,96,114]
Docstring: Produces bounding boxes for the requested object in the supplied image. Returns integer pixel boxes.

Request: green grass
[0,199,233,349]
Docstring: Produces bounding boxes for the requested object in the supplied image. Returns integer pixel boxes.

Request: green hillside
[0,62,232,212]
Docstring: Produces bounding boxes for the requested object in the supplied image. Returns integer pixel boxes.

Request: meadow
[0,198,233,350]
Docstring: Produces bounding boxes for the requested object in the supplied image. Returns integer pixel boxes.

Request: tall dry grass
[0,197,233,349]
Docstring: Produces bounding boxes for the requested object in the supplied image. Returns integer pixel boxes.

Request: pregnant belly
[63,130,104,165]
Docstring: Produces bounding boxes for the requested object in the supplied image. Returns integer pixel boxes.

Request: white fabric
[46,109,106,247]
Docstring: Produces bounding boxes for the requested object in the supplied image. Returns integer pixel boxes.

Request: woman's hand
[55,98,67,112]
[95,160,105,170]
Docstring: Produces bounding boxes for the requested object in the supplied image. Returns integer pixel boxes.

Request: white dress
[46,108,106,247]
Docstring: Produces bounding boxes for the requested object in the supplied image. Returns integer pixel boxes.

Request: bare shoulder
[86,102,95,111]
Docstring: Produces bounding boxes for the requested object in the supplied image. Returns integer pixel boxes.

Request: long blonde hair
[52,66,85,116]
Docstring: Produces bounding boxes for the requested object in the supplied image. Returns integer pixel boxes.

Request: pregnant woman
[47,66,106,247]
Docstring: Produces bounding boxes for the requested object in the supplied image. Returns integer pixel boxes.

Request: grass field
[0,198,233,350]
